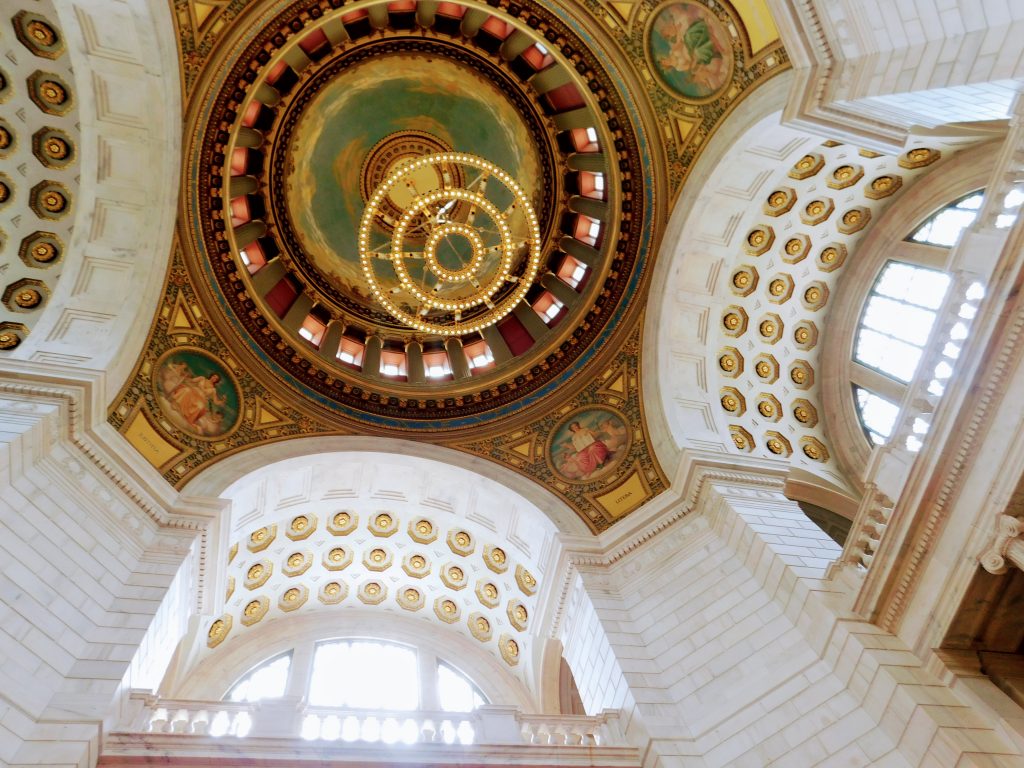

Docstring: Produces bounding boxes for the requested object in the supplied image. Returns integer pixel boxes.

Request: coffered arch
[647,73,964,493]
[643,74,797,471]
[2,0,180,392]
[176,442,568,699]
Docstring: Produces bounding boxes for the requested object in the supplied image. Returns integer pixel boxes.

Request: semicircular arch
[182,435,586,537]
[819,139,998,479]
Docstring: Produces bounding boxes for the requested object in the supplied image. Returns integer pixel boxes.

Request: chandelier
[358,152,542,336]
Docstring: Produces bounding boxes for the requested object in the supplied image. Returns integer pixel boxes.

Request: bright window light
[541,299,563,322]
[337,337,365,367]
[424,350,452,379]
[464,341,494,370]
[909,191,983,247]
[862,296,937,346]
[854,261,950,382]
[570,127,600,153]
[855,387,900,445]
[226,653,291,703]
[468,350,493,368]
[426,364,448,378]
[437,664,486,712]
[308,641,418,710]
[556,254,588,289]
[855,329,922,383]
[379,349,406,377]
[298,315,327,347]
[998,186,1024,228]
[533,292,565,324]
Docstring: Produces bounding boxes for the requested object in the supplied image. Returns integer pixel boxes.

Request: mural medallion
[549,407,630,483]
[647,1,733,101]
[153,347,241,439]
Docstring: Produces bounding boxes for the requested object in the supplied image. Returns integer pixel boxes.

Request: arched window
[222,639,489,713]
[308,640,419,710]
[437,662,487,712]
[908,191,983,246]
[854,261,952,384]
[852,192,991,448]
[226,651,292,703]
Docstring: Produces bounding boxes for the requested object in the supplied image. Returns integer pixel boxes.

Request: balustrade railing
[886,271,986,459]
[518,712,623,746]
[124,693,625,748]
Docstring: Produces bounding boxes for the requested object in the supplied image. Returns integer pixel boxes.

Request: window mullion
[419,649,439,711]
[852,361,906,403]
[287,641,315,699]
[896,240,948,269]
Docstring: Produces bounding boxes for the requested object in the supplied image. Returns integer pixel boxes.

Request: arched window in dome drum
[907,191,984,247]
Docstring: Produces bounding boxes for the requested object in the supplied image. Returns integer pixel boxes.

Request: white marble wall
[772,0,1024,149]
[556,473,1024,767]
[0,390,197,767]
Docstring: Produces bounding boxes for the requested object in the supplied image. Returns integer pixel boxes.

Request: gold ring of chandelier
[358,152,542,336]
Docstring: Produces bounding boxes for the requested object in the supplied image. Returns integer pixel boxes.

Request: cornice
[0,363,225,607]
[546,455,790,637]
[771,0,910,152]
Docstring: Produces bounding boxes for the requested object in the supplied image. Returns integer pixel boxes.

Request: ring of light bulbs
[358,152,542,336]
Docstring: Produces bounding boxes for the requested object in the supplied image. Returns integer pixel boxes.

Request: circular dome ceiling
[275,47,550,335]
[184,0,654,431]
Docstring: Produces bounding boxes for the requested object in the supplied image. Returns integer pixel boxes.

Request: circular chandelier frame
[358,152,542,336]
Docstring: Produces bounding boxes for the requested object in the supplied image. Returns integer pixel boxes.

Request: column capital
[979,514,1024,574]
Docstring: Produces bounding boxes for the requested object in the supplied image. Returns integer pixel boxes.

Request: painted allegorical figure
[155,352,239,438]
[568,421,610,476]
[551,409,629,482]
[649,2,731,99]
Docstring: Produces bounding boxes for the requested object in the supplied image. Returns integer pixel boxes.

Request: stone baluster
[148,707,168,733]
[836,488,893,571]
[596,710,622,746]
[169,708,191,733]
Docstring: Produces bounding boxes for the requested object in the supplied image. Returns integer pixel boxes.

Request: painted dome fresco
[183,0,653,430]
[106,0,790,529]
